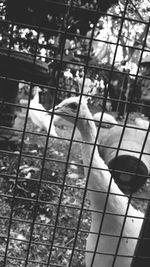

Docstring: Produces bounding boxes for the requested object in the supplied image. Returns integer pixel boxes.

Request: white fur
[54,96,144,267]
[93,112,118,127]
[135,117,149,130]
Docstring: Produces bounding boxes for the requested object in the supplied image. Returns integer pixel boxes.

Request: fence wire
[0,0,150,266]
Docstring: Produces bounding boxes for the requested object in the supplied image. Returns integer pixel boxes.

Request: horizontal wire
[1,166,150,194]
[0,192,145,221]
[1,1,150,265]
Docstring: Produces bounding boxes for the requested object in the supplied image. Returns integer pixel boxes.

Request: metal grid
[0,0,150,266]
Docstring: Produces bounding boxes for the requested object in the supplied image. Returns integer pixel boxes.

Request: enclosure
[0,0,150,266]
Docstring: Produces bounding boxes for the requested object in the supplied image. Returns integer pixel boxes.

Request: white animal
[93,112,118,127]
[29,86,57,136]
[53,96,144,267]
[64,68,73,79]
[135,117,149,130]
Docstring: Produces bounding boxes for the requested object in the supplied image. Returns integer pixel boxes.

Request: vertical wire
[111,126,150,266]
[95,10,150,267]
[45,1,77,266]
[87,1,131,266]
[2,87,33,261]
[0,15,49,266]
[66,5,102,267]
[23,26,50,267]
[2,21,31,266]
[111,16,150,267]
[111,127,149,266]
[2,1,150,266]
[47,3,107,266]
[128,23,150,267]
[64,2,131,266]
[79,0,131,267]
[22,14,62,265]
[84,3,150,266]
[131,202,150,266]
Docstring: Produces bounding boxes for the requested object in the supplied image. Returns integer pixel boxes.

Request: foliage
[0,1,150,266]
[1,0,150,66]
[5,0,118,35]
[1,1,149,116]
[92,0,150,68]
[0,118,87,266]
[0,107,149,266]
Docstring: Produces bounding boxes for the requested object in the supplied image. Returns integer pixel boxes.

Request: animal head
[32,86,42,97]
[53,96,93,129]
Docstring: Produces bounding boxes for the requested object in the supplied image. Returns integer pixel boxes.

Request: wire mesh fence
[0,0,150,266]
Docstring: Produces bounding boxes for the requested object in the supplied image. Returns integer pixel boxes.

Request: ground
[0,105,150,267]
[0,106,88,267]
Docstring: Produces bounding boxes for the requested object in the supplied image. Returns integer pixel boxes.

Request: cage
[0,0,150,266]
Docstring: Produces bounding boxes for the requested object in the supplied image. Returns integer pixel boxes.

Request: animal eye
[68,103,78,110]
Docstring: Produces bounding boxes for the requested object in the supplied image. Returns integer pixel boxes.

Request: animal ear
[82,95,90,103]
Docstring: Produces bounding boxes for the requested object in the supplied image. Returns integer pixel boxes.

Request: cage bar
[0,0,150,266]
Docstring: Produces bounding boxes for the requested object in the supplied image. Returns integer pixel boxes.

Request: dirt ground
[0,105,150,266]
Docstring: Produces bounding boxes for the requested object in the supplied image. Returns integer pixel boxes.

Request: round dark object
[109,155,148,193]
[98,125,150,193]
